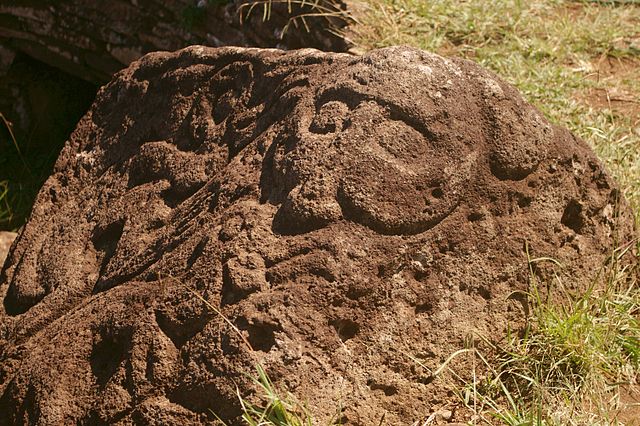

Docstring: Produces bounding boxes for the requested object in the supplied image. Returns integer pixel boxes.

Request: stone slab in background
[0,46,635,425]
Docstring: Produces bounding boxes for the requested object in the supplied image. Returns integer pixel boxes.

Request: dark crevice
[155,308,209,349]
[91,220,125,276]
[561,199,585,234]
[366,379,398,396]
[187,236,209,268]
[90,326,133,387]
[330,318,359,342]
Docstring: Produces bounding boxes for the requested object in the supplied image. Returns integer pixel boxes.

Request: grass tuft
[238,364,314,426]
[239,0,354,37]
[0,112,31,230]
[0,180,10,225]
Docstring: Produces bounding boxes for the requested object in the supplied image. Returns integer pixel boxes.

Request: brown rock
[0,46,635,425]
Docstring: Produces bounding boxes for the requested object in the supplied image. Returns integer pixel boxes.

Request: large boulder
[0,46,634,425]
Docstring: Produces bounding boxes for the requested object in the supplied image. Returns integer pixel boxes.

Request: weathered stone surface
[0,46,635,424]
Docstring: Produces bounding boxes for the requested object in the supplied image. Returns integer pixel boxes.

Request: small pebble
[438,409,453,421]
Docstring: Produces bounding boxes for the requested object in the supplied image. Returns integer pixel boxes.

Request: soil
[0,46,635,425]
[618,385,640,426]
[581,55,640,121]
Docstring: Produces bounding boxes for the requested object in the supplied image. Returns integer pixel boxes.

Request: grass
[181,0,352,37]
[0,180,10,225]
[238,364,314,426]
[0,112,34,230]
[238,0,353,36]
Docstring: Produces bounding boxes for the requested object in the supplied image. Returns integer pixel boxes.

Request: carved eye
[309,101,350,135]
[332,101,475,235]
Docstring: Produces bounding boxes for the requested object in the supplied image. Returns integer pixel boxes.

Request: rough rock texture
[0,232,16,268]
[0,46,635,425]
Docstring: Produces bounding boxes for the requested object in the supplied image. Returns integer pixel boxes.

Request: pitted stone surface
[0,46,634,425]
